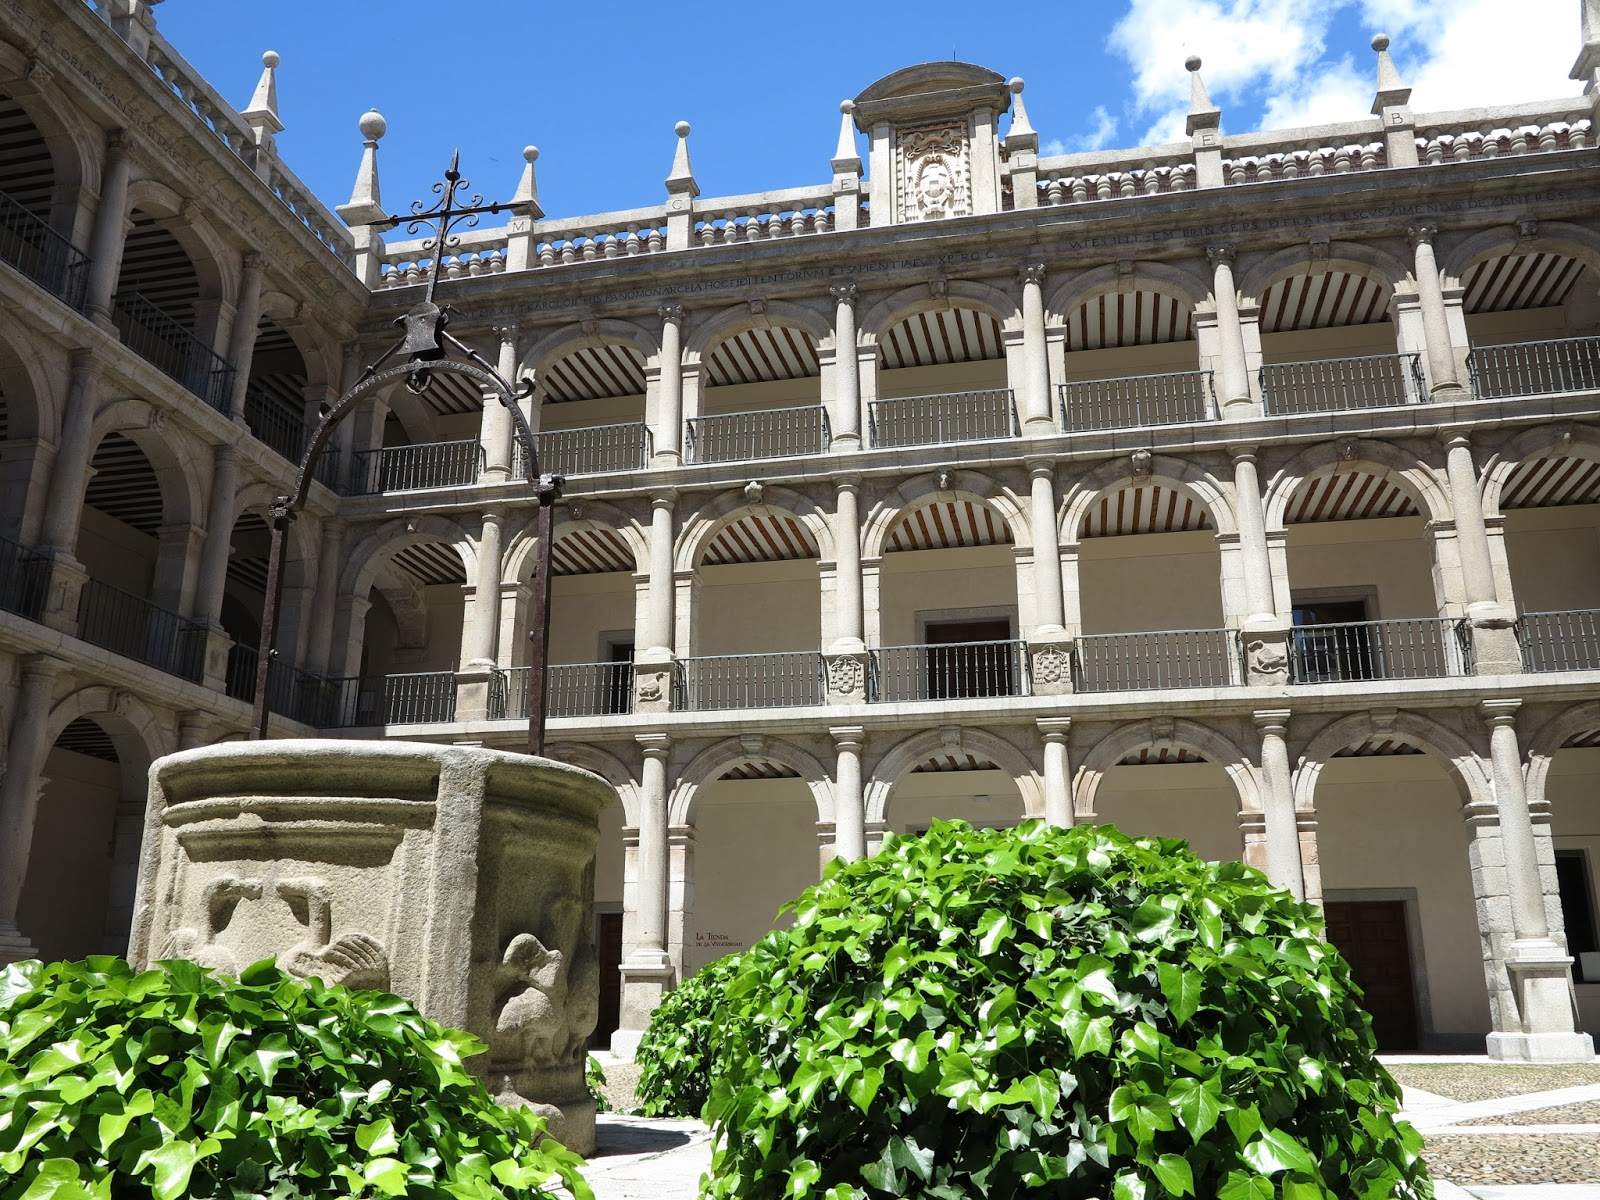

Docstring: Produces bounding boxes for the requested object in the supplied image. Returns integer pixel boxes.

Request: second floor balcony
[345,440,482,495]
[869,389,1017,449]
[76,577,206,684]
[686,406,830,464]
[1260,352,1426,417]
[111,291,237,414]
[0,188,89,310]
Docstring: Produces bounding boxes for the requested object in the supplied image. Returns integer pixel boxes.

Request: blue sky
[157,0,1582,224]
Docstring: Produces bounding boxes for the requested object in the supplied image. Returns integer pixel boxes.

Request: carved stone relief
[896,123,971,223]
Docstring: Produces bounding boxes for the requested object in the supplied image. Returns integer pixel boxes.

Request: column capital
[212,442,239,467]
[834,472,862,492]
[1480,697,1522,726]
[830,724,866,750]
[657,300,684,324]
[492,319,520,342]
[479,508,505,531]
[105,127,130,156]
[1024,455,1057,477]
[1018,262,1047,287]
[18,653,66,684]
[1437,427,1474,451]
[1407,220,1440,248]
[1205,243,1236,268]
[1037,716,1072,740]
[636,732,672,758]
[240,250,265,273]
[1253,708,1292,734]
[67,347,99,378]
[829,279,859,306]
[650,489,677,510]
[1228,443,1260,464]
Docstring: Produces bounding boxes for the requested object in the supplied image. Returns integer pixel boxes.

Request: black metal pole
[526,496,555,756]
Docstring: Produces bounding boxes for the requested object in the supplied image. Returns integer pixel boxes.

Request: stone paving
[581,1058,1600,1199]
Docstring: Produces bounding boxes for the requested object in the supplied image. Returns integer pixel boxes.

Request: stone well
[128,739,610,1154]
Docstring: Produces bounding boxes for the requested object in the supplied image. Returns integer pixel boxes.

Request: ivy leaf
[787,1158,822,1198]
[1131,898,1176,942]
[1218,1173,1275,1200]
[363,1157,410,1197]
[137,1138,215,1200]
[846,1067,883,1113]
[1114,1171,1147,1200]
[1154,1154,1195,1197]
[16,1159,93,1200]
[1168,1078,1223,1142]
[976,909,1013,956]
[356,1117,400,1156]
[1157,963,1202,1026]
[1243,1129,1318,1176]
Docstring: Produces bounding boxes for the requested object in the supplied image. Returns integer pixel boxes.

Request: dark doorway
[1323,899,1421,1051]
[591,911,623,1048]
[923,618,1016,699]
[1291,597,1375,682]
[601,640,634,716]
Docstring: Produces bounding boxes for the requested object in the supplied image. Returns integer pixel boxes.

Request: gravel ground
[1420,1134,1600,1184]
[593,1057,641,1114]
[1388,1063,1600,1102]
[1457,1100,1600,1127]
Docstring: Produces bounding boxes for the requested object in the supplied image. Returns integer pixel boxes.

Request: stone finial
[512,145,544,220]
[1370,33,1411,114]
[832,99,862,172]
[338,109,387,224]
[1005,77,1038,151]
[665,120,699,199]
[1185,55,1221,135]
[242,50,284,139]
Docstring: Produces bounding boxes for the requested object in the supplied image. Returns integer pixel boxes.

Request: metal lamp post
[252,152,562,755]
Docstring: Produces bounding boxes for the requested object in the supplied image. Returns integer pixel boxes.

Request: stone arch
[1291,709,1490,815]
[684,301,833,363]
[862,469,1032,556]
[865,727,1044,824]
[44,685,170,794]
[1045,260,1210,329]
[255,290,336,393]
[1059,453,1235,541]
[340,514,477,598]
[0,321,59,442]
[503,499,648,582]
[1525,700,1600,807]
[548,741,642,828]
[1073,718,1260,820]
[83,402,205,529]
[859,279,1021,343]
[675,484,833,572]
[121,178,235,302]
[524,319,660,377]
[1479,423,1600,518]
[669,736,835,826]
[1441,221,1600,284]
[370,565,428,649]
[1238,240,1411,309]
[1263,438,1450,531]
[0,56,99,226]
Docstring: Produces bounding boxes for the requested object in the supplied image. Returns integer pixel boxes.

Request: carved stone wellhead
[127,740,610,1154]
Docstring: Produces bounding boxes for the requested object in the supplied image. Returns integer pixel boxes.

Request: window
[1291,596,1374,682]
[921,618,1018,699]
[1556,850,1599,984]
[599,637,633,715]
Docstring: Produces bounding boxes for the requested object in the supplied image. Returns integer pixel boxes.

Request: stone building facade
[2,0,1600,1059]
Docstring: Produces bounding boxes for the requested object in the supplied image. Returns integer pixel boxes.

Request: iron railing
[872,639,1027,702]
[1260,352,1425,416]
[1519,609,1600,673]
[1072,628,1237,693]
[243,386,306,463]
[674,651,825,710]
[1288,618,1470,683]
[314,671,459,727]
[344,440,481,495]
[0,189,89,309]
[869,389,1018,448]
[494,662,635,720]
[76,577,206,682]
[1469,337,1600,400]
[111,290,237,413]
[1059,370,1216,432]
[685,406,830,463]
[0,533,47,621]
[223,645,337,722]
[513,423,653,477]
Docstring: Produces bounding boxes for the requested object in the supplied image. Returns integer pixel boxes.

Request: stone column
[824,478,868,703]
[84,131,133,326]
[480,323,517,481]
[1443,432,1522,674]
[1480,700,1593,1061]
[1026,458,1073,695]
[302,521,344,677]
[1019,263,1054,432]
[457,510,504,721]
[0,655,64,963]
[36,353,98,633]
[1208,246,1254,417]
[653,303,684,466]
[224,254,265,420]
[1408,223,1463,394]
[832,726,866,862]
[1254,710,1305,901]
[616,733,674,1056]
[635,493,676,711]
[151,523,205,617]
[830,282,861,450]
[1038,718,1073,827]
[191,445,241,688]
[1233,449,1291,684]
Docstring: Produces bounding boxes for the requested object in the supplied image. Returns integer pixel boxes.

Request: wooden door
[1323,900,1421,1052]
[591,911,623,1049]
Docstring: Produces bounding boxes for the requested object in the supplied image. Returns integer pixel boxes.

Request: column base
[455,667,496,722]
[1466,607,1523,675]
[1485,1031,1596,1063]
[829,433,862,453]
[614,952,675,1057]
[0,922,39,965]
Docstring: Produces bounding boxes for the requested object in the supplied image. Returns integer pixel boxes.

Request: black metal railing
[111,290,236,413]
[685,406,830,464]
[314,671,459,727]
[872,640,1027,702]
[674,651,825,710]
[513,423,653,477]
[244,386,306,463]
[0,533,47,621]
[1469,337,1600,400]
[1059,370,1216,432]
[223,645,338,722]
[869,389,1018,448]
[493,662,635,720]
[1072,629,1236,693]
[76,577,206,682]
[1288,618,1469,683]
[1519,609,1600,673]
[0,189,89,309]
[344,440,481,494]
[1260,352,1425,416]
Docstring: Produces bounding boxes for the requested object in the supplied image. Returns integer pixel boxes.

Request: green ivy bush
[705,820,1431,1200]
[0,956,591,1200]
[586,1054,612,1114]
[633,953,744,1118]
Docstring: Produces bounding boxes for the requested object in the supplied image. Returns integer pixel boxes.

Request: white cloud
[1078,105,1120,151]
[1259,55,1368,129]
